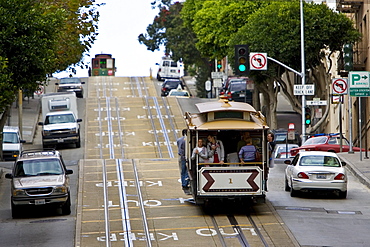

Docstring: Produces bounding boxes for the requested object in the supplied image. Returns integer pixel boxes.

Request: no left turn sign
[250,53,267,70]
[332,78,348,95]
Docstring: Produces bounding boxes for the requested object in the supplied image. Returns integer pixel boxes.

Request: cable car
[91,54,115,76]
[184,98,270,206]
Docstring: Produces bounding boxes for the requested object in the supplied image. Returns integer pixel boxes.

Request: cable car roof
[196,100,257,113]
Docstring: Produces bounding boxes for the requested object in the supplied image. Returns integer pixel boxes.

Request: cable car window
[93,59,99,68]
[100,59,107,68]
[214,111,243,119]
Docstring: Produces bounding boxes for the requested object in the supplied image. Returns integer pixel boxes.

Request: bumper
[292,179,347,192]
[3,151,20,161]
[42,135,79,145]
[11,194,69,206]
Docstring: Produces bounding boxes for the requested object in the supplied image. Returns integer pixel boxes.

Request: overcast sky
[54,0,164,78]
[53,0,335,78]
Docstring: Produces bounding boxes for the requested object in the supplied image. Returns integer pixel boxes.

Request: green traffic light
[239,64,246,72]
[305,119,311,125]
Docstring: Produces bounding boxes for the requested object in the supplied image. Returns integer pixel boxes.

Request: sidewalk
[7,79,57,144]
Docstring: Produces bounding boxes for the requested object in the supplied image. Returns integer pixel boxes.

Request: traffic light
[217,60,222,71]
[305,107,311,126]
[209,60,215,72]
[235,45,249,76]
[343,43,353,71]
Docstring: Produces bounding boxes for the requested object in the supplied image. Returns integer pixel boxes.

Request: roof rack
[20,149,58,158]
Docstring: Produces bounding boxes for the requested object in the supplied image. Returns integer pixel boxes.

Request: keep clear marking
[97,232,179,242]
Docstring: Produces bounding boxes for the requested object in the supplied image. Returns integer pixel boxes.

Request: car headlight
[70,127,77,134]
[13,189,26,196]
[54,186,68,194]
[43,130,51,136]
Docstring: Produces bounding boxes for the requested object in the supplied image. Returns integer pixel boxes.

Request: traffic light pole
[300,0,307,143]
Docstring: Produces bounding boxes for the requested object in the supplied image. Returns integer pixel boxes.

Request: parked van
[156,57,183,81]
[2,126,25,161]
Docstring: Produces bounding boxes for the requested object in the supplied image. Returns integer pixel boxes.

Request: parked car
[272,129,301,146]
[160,79,184,96]
[55,77,84,98]
[167,88,190,98]
[5,150,73,218]
[270,143,299,167]
[290,133,364,157]
[284,151,347,198]
[2,126,25,161]
[223,78,252,104]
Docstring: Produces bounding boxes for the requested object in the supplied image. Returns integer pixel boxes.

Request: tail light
[227,92,232,99]
[178,69,180,73]
[297,172,309,179]
[220,91,225,95]
[158,68,162,72]
[334,173,346,180]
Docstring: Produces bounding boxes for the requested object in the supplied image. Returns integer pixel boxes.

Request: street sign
[349,71,370,97]
[293,84,315,95]
[250,53,267,70]
[211,72,223,79]
[332,78,348,95]
[213,78,223,88]
[306,100,327,105]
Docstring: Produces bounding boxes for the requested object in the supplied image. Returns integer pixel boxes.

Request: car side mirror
[77,119,82,123]
[55,83,59,85]
[20,140,26,143]
[284,160,291,165]
[81,81,85,84]
[66,169,73,175]
[38,122,44,126]
[341,161,347,166]
[5,173,13,179]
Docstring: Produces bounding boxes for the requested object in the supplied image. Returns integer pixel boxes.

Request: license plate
[317,174,327,179]
[35,199,45,205]
[170,70,176,73]
[239,94,245,97]
[57,139,64,143]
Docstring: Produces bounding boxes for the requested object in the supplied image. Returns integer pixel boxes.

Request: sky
[52,0,335,78]
[53,0,164,78]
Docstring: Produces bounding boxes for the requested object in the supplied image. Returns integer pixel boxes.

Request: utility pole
[300,0,307,143]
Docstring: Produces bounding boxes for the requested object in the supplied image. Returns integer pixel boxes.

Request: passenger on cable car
[191,139,208,168]
[237,131,251,153]
[239,138,260,164]
[206,135,225,165]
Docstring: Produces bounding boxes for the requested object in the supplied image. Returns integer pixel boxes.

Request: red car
[290,134,364,156]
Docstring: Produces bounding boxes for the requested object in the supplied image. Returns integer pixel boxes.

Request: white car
[167,89,190,98]
[270,143,299,167]
[284,151,347,198]
[2,126,25,161]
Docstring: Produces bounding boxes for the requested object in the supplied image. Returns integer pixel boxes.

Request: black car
[161,79,184,96]
[224,79,252,104]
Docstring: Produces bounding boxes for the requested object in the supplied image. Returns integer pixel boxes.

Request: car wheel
[290,180,299,197]
[61,193,71,215]
[11,202,21,218]
[284,176,290,192]
[338,190,347,199]
[76,134,81,148]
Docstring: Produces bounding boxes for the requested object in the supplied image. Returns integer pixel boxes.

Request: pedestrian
[191,138,208,167]
[239,138,260,163]
[177,129,190,194]
[267,132,276,154]
[207,135,225,165]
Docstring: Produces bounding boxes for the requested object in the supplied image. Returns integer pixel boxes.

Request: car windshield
[230,82,246,92]
[45,114,75,124]
[14,159,63,177]
[170,91,189,96]
[303,136,327,145]
[60,79,80,85]
[3,132,18,143]
[299,155,341,167]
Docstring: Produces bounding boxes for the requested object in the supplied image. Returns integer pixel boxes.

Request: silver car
[284,151,347,198]
[55,77,84,98]
[270,143,299,167]
[5,150,73,218]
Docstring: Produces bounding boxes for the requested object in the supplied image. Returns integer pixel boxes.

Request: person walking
[177,129,190,194]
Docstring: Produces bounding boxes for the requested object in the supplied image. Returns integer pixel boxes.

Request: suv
[156,57,183,81]
[5,150,73,218]
[224,78,253,104]
[2,126,25,161]
[55,78,85,98]
[161,79,184,96]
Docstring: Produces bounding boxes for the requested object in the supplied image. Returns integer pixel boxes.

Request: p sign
[349,71,370,97]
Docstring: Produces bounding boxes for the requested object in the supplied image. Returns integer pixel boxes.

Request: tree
[229,1,360,130]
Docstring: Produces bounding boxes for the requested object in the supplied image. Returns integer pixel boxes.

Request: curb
[339,155,370,190]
